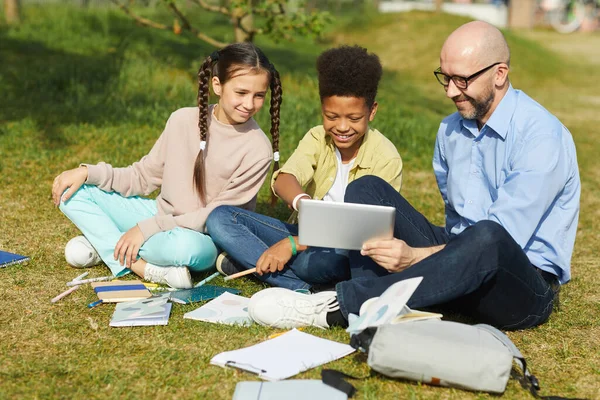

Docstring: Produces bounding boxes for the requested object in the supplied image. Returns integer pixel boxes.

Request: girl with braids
[207,45,403,291]
[51,43,282,289]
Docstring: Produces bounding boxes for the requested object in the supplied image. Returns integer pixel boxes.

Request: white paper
[210,329,355,381]
[184,292,252,326]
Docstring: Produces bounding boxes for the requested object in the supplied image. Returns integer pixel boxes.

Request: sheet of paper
[184,292,252,326]
[210,329,355,381]
[346,276,423,334]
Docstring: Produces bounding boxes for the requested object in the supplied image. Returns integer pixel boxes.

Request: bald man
[248,21,581,331]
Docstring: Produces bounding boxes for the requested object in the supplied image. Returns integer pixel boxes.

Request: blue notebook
[0,250,30,268]
[169,285,240,304]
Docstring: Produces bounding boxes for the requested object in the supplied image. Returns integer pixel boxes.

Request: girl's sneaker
[65,236,102,268]
[144,263,193,289]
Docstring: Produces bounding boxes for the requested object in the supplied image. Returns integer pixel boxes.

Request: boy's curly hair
[316,45,383,108]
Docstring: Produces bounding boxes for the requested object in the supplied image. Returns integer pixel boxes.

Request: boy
[206,45,403,290]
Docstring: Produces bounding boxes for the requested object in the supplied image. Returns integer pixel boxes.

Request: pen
[66,275,113,287]
[71,271,89,283]
[194,271,220,287]
[87,299,103,308]
[268,328,303,339]
[51,285,81,303]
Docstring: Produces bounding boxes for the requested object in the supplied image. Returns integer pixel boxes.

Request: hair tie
[273,151,280,162]
[199,141,206,151]
[210,51,220,62]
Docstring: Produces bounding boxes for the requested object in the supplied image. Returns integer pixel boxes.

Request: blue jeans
[335,176,557,330]
[206,206,351,291]
[60,185,218,276]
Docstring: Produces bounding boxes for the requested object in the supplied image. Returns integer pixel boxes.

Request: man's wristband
[292,193,310,211]
[288,235,297,256]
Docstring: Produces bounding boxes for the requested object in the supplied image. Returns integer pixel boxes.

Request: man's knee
[344,175,388,203]
[465,220,515,251]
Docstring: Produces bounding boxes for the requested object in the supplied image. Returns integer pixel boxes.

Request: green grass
[1,4,599,399]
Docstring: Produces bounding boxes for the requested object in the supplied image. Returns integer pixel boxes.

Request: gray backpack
[322,320,586,399]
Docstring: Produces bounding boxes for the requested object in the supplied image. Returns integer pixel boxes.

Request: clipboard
[210,329,355,381]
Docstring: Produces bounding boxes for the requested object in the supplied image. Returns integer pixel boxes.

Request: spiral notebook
[0,250,30,268]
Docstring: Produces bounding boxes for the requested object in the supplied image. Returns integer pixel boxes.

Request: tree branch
[110,0,229,48]
[166,1,229,47]
[192,0,229,16]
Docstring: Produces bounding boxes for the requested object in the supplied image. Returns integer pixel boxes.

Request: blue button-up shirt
[433,86,580,284]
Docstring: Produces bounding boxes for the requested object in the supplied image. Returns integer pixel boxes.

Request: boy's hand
[114,226,145,268]
[52,166,88,206]
[256,239,294,275]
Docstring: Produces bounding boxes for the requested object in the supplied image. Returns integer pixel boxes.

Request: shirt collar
[459,85,517,140]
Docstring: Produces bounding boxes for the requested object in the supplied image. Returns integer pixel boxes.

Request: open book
[347,276,441,333]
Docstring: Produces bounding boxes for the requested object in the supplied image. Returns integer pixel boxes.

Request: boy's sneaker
[144,263,193,289]
[65,236,102,268]
[248,288,339,329]
[215,252,245,276]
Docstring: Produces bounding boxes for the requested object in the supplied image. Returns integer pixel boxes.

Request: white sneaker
[65,236,102,268]
[248,288,339,329]
[144,263,193,289]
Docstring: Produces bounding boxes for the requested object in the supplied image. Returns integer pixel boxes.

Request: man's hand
[256,238,294,275]
[361,239,445,273]
[52,166,88,206]
[114,226,145,268]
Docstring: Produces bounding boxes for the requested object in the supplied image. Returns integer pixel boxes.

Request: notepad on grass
[232,380,348,400]
[0,250,30,268]
[210,329,355,381]
[184,292,252,326]
[169,285,240,304]
[110,294,172,327]
[91,279,152,303]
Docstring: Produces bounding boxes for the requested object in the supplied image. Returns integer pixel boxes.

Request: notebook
[298,199,395,250]
[169,285,240,304]
[110,294,172,327]
[210,329,355,381]
[0,250,30,268]
[232,380,348,400]
[91,279,152,303]
[184,292,252,326]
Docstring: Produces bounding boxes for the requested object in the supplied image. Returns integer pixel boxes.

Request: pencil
[51,285,81,303]
[66,275,113,287]
[194,271,220,287]
[223,267,257,281]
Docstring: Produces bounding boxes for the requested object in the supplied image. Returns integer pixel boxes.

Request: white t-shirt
[322,148,355,203]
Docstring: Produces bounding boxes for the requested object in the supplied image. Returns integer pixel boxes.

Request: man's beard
[454,88,495,121]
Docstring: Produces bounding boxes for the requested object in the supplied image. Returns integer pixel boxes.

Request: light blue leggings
[59,185,218,277]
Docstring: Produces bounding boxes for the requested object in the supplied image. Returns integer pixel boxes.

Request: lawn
[0,4,598,399]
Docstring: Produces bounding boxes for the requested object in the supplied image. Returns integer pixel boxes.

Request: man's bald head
[441,21,510,69]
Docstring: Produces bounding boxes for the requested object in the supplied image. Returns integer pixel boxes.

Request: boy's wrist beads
[292,193,311,211]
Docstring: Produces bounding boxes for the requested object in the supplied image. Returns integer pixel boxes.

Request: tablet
[298,199,395,250]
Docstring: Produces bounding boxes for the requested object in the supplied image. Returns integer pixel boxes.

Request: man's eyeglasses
[433,62,503,90]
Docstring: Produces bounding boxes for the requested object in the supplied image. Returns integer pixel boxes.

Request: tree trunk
[232,9,254,42]
[4,0,21,25]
